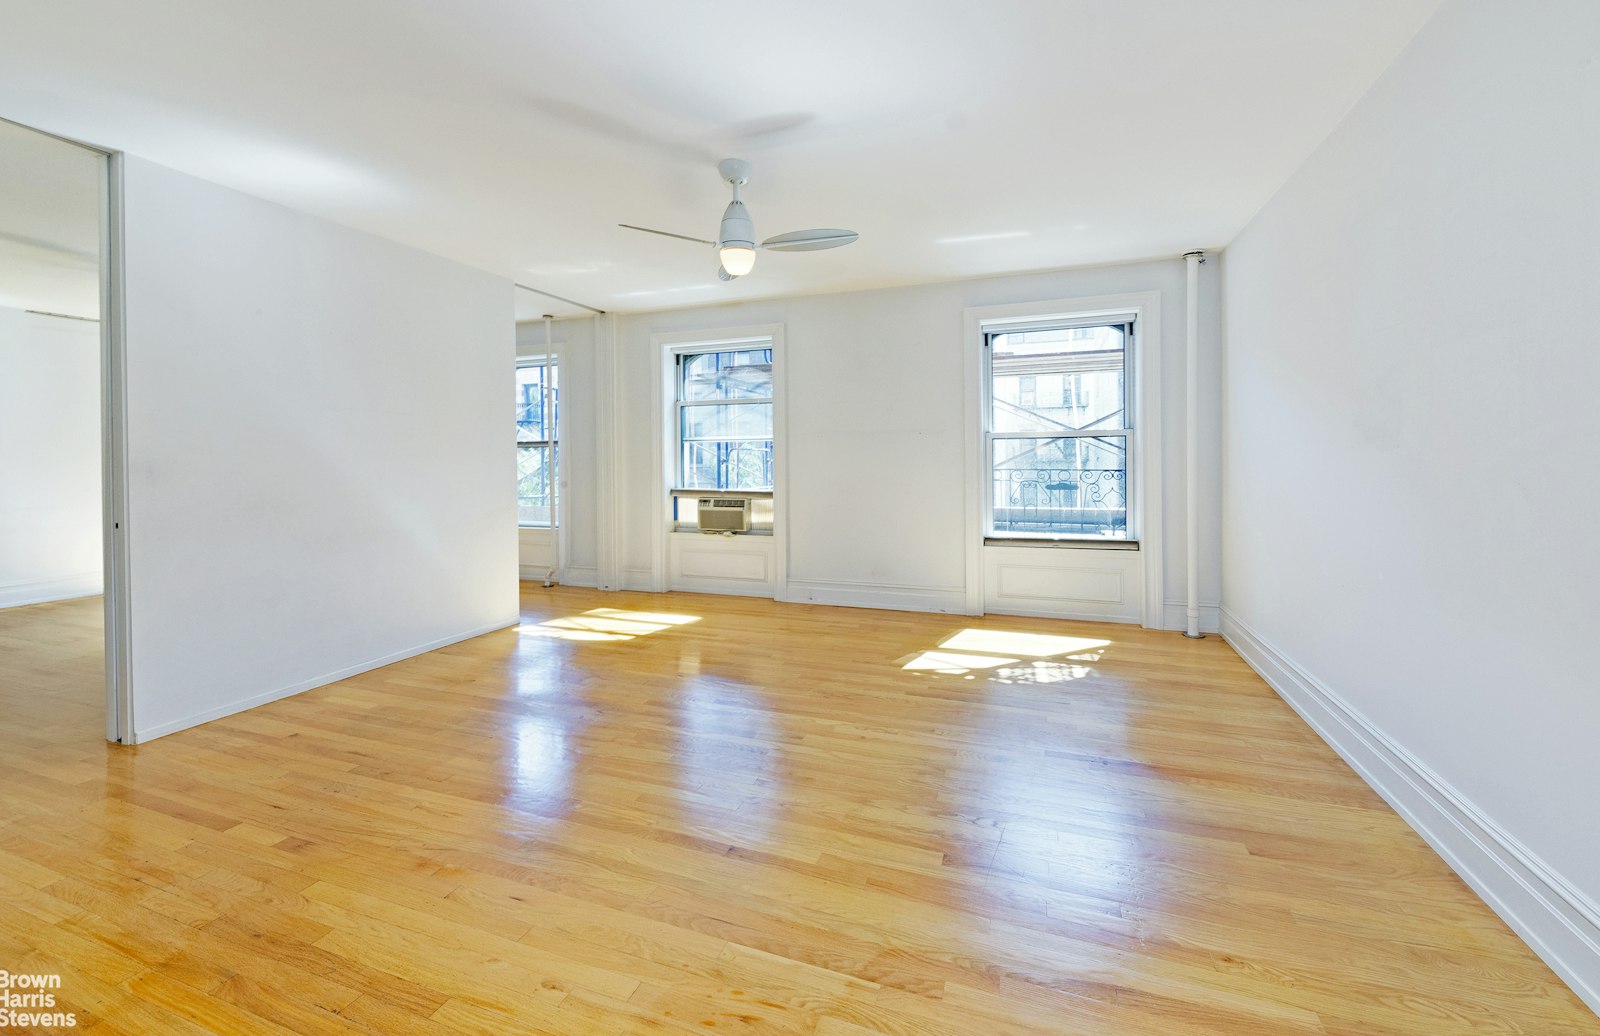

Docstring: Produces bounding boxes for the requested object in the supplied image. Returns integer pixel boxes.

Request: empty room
[1,1,1596,1033]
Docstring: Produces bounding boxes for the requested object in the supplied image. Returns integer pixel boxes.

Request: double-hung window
[986,321,1133,540]
[675,346,774,492]
[516,361,558,527]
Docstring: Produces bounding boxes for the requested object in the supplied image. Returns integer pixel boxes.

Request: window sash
[517,443,558,528]
[517,360,558,529]
[674,347,774,491]
[983,320,1135,542]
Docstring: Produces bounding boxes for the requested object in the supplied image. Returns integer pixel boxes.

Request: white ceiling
[0,120,101,320]
[0,1,1440,317]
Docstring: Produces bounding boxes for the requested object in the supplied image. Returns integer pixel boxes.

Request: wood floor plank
[0,588,1595,1034]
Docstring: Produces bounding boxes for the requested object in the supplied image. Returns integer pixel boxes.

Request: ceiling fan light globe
[719,245,756,276]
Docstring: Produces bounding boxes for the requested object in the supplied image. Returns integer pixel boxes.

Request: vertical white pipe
[542,315,558,587]
[1183,252,1205,638]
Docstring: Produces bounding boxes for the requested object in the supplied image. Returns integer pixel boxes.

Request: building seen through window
[676,347,774,491]
[987,322,1131,539]
[516,362,557,527]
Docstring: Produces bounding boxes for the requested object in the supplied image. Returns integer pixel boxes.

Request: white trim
[770,327,790,602]
[131,617,520,743]
[0,575,104,609]
[651,324,787,601]
[963,292,1163,627]
[784,578,967,614]
[1223,609,1600,1017]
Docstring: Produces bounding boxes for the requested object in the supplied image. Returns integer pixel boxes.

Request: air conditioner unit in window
[697,497,751,533]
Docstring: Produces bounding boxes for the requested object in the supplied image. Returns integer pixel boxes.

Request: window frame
[515,357,558,529]
[963,293,1164,625]
[983,317,1136,543]
[650,325,788,596]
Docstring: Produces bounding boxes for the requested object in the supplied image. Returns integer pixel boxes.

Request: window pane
[991,325,1125,433]
[516,364,558,442]
[680,402,772,441]
[680,440,773,491]
[518,445,557,526]
[679,348,773,401]
[991,435,1127,538]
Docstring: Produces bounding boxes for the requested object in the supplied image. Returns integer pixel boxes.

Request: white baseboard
[621,567,656,592]
[0,573,103,609]
[131,616,520,744]
[517,564,599,587]
[670,580,777,599]
[783,578,966,614]
[985,602,1141,624]
[1222,609,1600,1017]
[1161,599,1221,633]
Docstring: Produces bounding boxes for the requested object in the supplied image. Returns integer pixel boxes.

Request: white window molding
[963,293,1163,626]
[650,323,787,599]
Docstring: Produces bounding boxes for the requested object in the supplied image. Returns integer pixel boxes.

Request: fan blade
[761,229,859,252]
[717,265,738,282]
[619,224,717,246]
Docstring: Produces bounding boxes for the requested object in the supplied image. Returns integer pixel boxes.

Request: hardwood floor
[0,588,1594,1034]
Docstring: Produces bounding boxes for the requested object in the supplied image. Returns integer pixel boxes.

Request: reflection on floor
[0,588,1594,1035]
[0,594,104,743]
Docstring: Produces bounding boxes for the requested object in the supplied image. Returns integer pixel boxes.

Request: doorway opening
[0,116,128,742]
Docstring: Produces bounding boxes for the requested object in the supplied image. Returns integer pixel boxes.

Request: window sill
[673,489,774,498]
[671,528,774,537]
[984,537,1138,551]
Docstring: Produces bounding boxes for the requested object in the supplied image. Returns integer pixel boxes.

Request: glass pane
[991,325,1125,433]
[516,364,558,442]
[679,348,773,401]
[680,440,774,491]
[518,445,557,526]
[992,435,1127,538]
[680,402,772,441]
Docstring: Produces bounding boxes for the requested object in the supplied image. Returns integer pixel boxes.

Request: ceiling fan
[620,158,858,281]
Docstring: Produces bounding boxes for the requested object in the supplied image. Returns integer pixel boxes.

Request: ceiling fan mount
[621,158,858,281]
[717,157,753,187]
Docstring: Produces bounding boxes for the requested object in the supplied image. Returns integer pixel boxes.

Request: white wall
[574,257,1221,623]
[121,156,518,741]
[1220,0,1600,1011]
[0,306,102,607]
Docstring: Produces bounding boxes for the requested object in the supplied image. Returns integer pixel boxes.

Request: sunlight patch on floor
[900,627,1111,679]
[522,608,703,642]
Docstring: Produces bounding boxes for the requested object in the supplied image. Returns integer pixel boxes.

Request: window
[516,361,557,527]
[986,321,1132,540]
[675,346,773,491]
